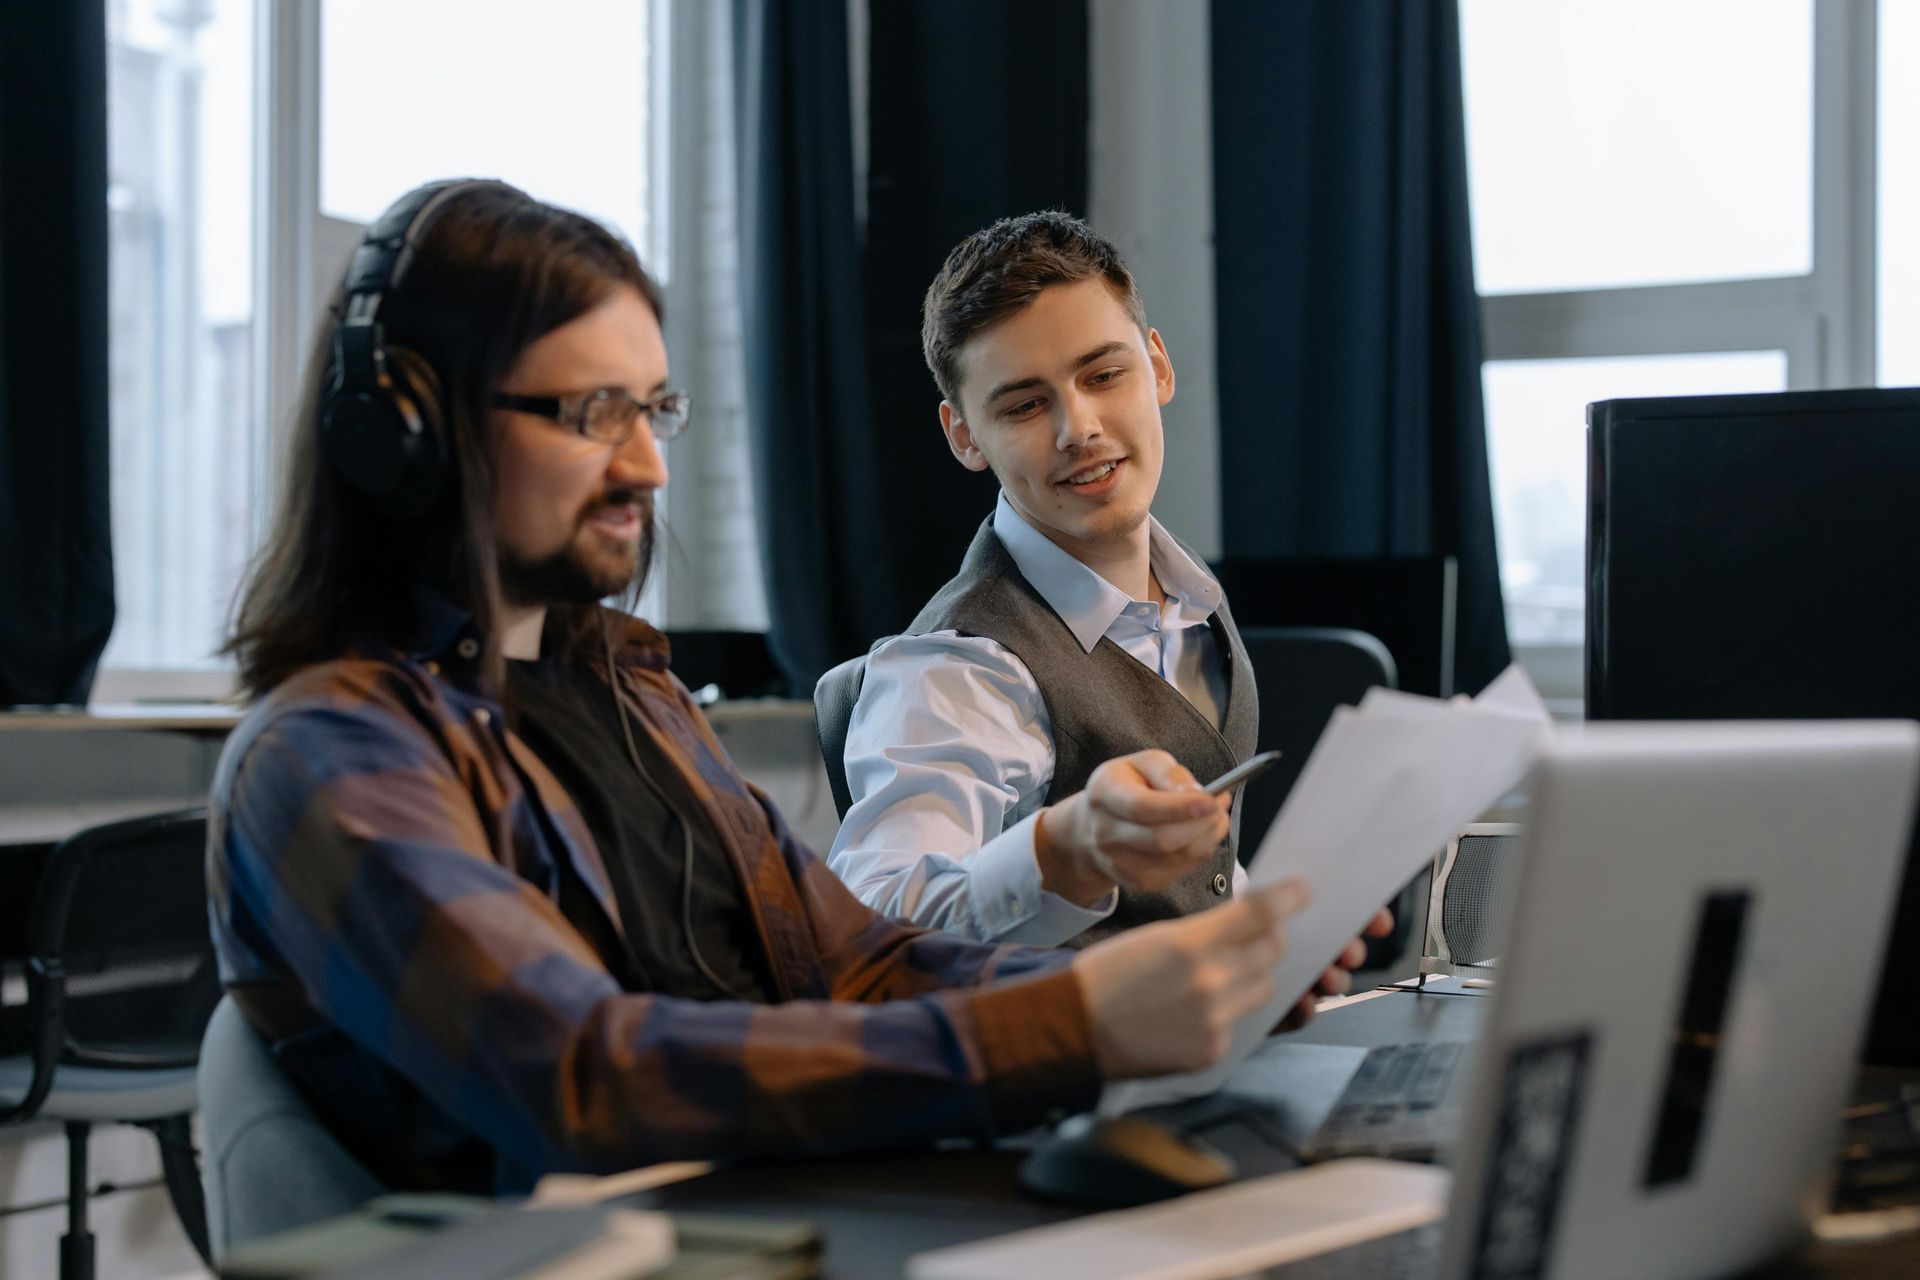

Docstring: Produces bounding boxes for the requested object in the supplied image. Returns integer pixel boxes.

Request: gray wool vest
[906,517,1259,947]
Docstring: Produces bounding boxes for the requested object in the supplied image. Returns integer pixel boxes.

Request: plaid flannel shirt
[207,593,1099,1190]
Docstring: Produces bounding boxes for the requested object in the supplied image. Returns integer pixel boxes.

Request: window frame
[97,0,683,699]
[1478,0,1878,704]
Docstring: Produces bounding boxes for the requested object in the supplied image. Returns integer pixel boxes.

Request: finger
[1364,908,1395,938]
[1127,749,1204,794]
[1336,935,1368,971]
[1211,878,1310,943]
[1293,990,1319,1023]
[1097,782,1221,825]
[1315,964,1352,997]
[1217,968,1278,1024]
[1094,814,1221,858]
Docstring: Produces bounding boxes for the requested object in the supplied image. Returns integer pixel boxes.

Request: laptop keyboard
[1308,1041,1469,1160]
[1259,1223,1442,1279]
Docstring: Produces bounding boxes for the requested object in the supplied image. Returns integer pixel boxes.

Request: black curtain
[1211,0,1510,692]
[0,0,115,706]
[734,0,1088,695]
[733,0,886,697]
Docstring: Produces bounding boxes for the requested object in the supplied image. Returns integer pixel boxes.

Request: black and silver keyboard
[1307,1040,1470,1161]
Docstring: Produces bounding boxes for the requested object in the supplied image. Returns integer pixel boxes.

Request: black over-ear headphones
[320,179,492,519]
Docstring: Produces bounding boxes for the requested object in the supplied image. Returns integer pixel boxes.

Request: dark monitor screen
[1586,386,1920,1065]
[1212,556,1458,698]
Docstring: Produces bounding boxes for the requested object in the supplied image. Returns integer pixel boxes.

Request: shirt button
[474,708,492,727]
[1210,872,1229,896]
[456,638,480,659]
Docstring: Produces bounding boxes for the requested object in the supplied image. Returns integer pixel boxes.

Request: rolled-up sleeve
[826,632,1117,945]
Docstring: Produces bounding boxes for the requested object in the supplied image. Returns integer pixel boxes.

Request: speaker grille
[1440,834,1520,965]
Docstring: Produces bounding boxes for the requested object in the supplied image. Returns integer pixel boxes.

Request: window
[101,0,761,688]
[1882,0,1920,386]
[319,1,659,260]
[103,0,257,672]
[1460,0,1877,682]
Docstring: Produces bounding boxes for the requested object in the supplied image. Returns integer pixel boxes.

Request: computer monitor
[1586,385,1920,1065]
[1211,556,1458,697]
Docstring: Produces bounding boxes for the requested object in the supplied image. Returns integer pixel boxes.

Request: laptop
[911,721,1920,1280]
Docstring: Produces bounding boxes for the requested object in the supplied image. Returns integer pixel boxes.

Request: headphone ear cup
[380,347,448,519]
[319,346,447,520]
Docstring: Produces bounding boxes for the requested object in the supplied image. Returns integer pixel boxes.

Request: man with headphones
[205,180,1316,1192]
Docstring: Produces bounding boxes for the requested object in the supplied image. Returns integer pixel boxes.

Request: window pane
[104,0,256,670]
[1461,0,1813,296]
[1881,0,1920,386]
[321,0,654,256]
[1486,352,1788,647]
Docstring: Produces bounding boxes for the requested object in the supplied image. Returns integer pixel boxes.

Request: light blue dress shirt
[827,493,1250,946]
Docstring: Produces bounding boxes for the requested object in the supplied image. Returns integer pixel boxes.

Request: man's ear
[1147,327,1177,407]
[938,400,992,472]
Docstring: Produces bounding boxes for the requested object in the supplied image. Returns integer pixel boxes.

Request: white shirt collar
[991,491,1223,654]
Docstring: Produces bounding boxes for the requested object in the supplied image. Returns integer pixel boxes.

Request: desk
[622,985,1920,1280]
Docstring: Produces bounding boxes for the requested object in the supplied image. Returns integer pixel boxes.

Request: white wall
[1089,0,1224,559]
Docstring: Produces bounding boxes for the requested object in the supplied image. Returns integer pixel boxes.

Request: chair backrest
[1422,822,1522,976]
[813,653,871,820]
[1232,626,1397,854]
[1235,626,1416,970]
[198,997,386,1259]
[1,807,221,1123]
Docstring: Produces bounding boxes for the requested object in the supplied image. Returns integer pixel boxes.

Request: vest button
[1210,872,1229,895]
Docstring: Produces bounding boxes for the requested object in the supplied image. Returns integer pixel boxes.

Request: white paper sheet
[1102,665,1551,1113]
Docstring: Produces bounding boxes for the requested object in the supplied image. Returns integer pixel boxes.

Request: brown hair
[920,211,1146,406]
[225,181,663,699]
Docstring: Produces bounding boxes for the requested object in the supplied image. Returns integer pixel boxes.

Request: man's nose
[1054,389,1101,451]
[608,422,669,488]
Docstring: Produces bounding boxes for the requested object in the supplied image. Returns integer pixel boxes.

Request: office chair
[1420,823,1522,978]
[1234,626,1415,969]
[0,807,220,1280]
[814,653,871,820]
[197,997,386,1258]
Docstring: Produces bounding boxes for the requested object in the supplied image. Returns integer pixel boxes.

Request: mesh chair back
[1424,823,1522,972]
[31,808,219,1069]
[813,654,870,820]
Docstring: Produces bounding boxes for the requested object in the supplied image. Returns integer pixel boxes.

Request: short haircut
[920,211,1146,407]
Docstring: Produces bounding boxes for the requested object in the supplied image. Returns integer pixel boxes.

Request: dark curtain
[0,0,115,706]
[1211,0,1510,692]
[732,0,886,697]
[734,0,1088,695]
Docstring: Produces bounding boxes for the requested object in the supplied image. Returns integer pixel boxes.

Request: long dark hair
[226,181,664,699]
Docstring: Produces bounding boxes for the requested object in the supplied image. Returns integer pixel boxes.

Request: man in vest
[829,213,1388,985]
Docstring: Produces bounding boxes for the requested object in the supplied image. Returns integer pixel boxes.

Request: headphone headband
[321,178,504,519]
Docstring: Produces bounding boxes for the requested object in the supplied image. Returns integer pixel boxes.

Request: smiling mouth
[1061,458,1123,486]
[586,503,643,539]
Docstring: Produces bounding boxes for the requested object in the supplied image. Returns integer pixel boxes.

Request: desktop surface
[621,984,1920,1280]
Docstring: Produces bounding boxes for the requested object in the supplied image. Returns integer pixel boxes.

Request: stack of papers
[1104,666,1553,1112]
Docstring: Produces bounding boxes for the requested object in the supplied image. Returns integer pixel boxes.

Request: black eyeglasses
[490,388,692,444]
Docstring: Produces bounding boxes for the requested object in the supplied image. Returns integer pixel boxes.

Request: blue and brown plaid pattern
[207,594,1099,1189]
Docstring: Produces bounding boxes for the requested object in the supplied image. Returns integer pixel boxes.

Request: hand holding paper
[1102,666,1552,1112]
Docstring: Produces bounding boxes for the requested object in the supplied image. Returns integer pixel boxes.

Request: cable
[602,620,750,1002]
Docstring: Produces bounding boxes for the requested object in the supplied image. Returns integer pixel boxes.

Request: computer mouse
[1018,1112,1236,1207]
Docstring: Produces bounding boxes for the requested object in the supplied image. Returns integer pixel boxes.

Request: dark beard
[499,493,654,606]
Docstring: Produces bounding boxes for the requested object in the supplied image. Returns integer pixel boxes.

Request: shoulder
[863,631,1038,703]
[219,655,459,802]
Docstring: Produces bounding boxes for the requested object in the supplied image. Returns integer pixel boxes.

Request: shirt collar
[398,586,670,686]
[991,491,1222,654]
